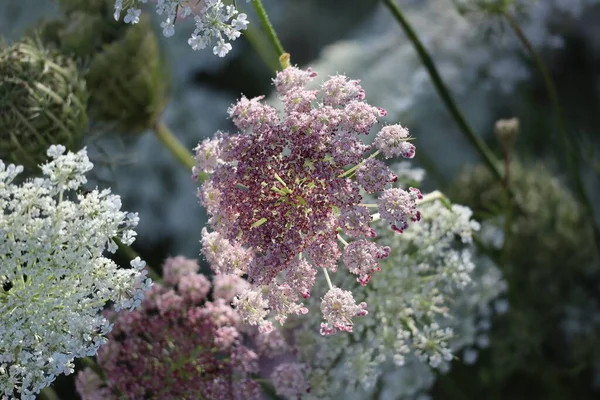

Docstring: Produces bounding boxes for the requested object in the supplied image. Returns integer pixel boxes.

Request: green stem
[340,151,380,178]
[382,0,505,188]
[40,387,60,400]
[251,0,287,68]
[153,120,195,171]
[336,233,349,247]
[254,377,285,400]
[243,22,280,73]
[502,191,513,267]
[418,190,444,204]
[505,13,600,252]
[113,237,162,282]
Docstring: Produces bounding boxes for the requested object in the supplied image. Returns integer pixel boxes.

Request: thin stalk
[505,13,600,251]
[503,150,510,189]
[40,387,60,400]
[251,0,287,69]
[336,233,349,247]
[340,151,380,178]
[418,190,444,204]
[382,0,505,188]
[243,22,280,73]
[114,237,162,282]
[322,268,333,290]
[153,120,195,171]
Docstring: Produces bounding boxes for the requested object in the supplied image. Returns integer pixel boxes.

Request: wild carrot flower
[78,257,262,399]
[113,0,249,57]
[287,181,506,397]
[0,145,150,399]
[196,66,419,333]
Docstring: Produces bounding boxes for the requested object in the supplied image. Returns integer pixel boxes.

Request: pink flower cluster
[76,257,260,400]
[195,66,420,335]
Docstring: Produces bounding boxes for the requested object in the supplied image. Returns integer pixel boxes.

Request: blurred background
[2,0,600,398]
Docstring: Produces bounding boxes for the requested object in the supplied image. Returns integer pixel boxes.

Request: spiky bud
[0,38,88,170]
[35,0,168,134]
[85,15,168,133]
[494,117,519,151]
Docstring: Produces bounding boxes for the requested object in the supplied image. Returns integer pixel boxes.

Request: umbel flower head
[285,168,506,398]
[76,257,264,400]
[0,145,151,400]
[196,66,419,334]
[0,38,88,172]
[114,0,250,57]
[36,0,169,134]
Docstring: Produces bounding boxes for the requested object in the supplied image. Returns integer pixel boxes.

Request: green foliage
[447,161,600,399]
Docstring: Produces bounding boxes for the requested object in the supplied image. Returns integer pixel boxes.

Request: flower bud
[35,0,168,134]
[0,39,88,171]
[33,0,128,60]
[494,117,519,151]
[85,15,168,133]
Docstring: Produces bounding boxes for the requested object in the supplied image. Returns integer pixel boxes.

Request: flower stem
[251,0,288,69]
[417,190,444,204]
[340,150,380,178]
[113,237,162,282]
[371,213,381,223]
[153,120,195,171]
[322,268,333,290]
[382,0,505,189]
[40,387,60,400]
[505,12,600,252]
[243,22,280,73]
[336,234,349,247]
[359,203,379,208]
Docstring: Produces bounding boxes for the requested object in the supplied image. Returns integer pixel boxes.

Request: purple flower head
[270,363,310,399]
[192,135,223,177]
[162,256,199,286]
[343,240,391,286]
[213,273,250,302]
[339,206,376,238]
[197,66,421,331]
[320,287,368,335]
[374,124,416,159]
[378,187,423,233]
[355,158,397,193]
[82,257,263,400]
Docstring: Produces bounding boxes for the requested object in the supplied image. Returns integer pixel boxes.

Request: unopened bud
[0,38,88,171]
[494,117,519,151]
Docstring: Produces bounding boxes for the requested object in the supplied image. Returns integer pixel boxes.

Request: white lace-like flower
[289,173,506,397]
[0,146,151,399]
[114,0,249,57]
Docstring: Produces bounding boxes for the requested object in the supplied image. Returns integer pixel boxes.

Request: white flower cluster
[113,0,249,57]
[0,145,152,399]
[289,166,507,398]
